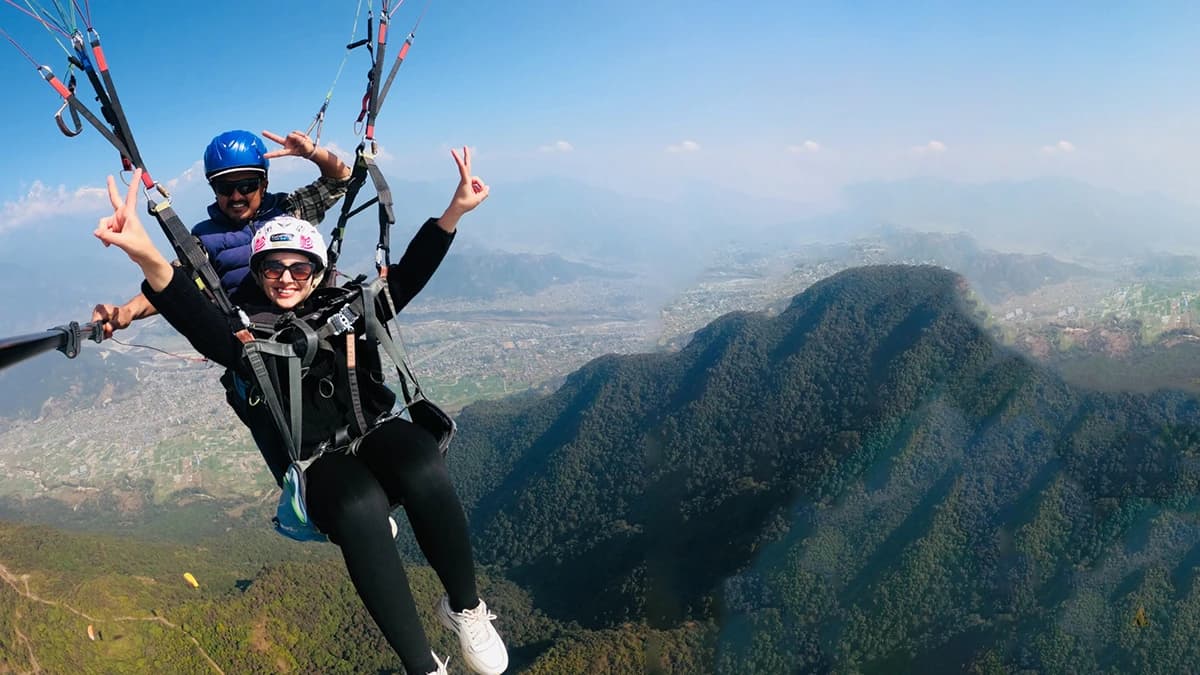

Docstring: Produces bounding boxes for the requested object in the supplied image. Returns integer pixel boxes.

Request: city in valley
[2,230,1200,512]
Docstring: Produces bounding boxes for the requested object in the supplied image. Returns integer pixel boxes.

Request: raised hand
[93,168,172,290]
[263,129,318,160]
[437,146,489,234]
[94,169,152,259]
[448,146,489,214]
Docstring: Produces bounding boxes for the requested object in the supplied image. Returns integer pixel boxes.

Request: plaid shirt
[280,174,353,224]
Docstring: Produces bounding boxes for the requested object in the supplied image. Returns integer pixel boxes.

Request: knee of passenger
[399,453,453,501]
[324,487,390,537]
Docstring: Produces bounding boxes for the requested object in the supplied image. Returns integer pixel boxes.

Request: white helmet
[250,215,328,272]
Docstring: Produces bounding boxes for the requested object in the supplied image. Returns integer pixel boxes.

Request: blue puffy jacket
[191,192,291,302]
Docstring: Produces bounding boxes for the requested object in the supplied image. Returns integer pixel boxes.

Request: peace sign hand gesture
[439,146,489,233]
[93,168,173,290]
[94,169,151,258]
[262,129,318,160]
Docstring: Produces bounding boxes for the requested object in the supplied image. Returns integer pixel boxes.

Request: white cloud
[164,160,204,191]
[666,140,701,153]
[539,140,574,153]
[1040,140,1076,154]
[787,140,822,154]
[0,181,108,233]
[912,140,947,154]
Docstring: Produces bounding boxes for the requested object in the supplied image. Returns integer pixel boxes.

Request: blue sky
[1,0,1199,235]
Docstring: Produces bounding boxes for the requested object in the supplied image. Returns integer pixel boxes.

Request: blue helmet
[204,130,269,179]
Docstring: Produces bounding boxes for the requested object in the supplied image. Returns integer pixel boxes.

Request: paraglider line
[109,336,210,365]
[2,0,71,38]
[70,0,90,28]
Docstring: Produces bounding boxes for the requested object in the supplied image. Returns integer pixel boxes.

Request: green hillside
[448,264,1200,673]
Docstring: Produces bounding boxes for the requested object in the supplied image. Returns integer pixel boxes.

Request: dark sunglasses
[260,260,316,282]
[211,177,264,197]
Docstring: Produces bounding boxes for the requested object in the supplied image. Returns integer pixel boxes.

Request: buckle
[326,306,358,335]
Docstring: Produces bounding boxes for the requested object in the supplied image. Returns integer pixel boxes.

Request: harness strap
[83,28,139,171]
[233,272,454,463]
[326,144,396,275]
[325,144,372,277]
[21,37,239,320]
[362,278,421,407]
[238,329,301,461]
[287,315,321,369]
[344,333,369,437]
[364,152,395,268]
[373,279,456,453]
[376,0,432,112]
[150,198,236,316]
[386,284,427,397]
[361,9,387,142]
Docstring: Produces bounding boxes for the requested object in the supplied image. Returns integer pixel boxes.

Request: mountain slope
[449,264,1200,673]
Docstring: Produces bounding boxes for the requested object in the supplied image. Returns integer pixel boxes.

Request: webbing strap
[344,333,369,436]
[287,354,303,454]
[325,144,371,277]
[287,315,321,369]
[150,198,235,316]
[65,33,125,161]
[86,30,139,171]
[238,330,301,461]
[381,281,427,401]
[33,46,238,320]
[361,278,421,407]
[375,36,411,113]
[364,153,395,268]
[362,10,387,142]
[47,71,230,315]
[325,144,396,277]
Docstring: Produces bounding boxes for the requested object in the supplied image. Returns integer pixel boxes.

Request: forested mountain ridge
[448,264,1200,672]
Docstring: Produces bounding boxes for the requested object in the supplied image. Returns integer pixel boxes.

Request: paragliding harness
[229,271,456,543]
[249,4,448,541]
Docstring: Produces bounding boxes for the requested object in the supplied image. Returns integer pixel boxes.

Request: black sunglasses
[260,260,316,282]
[211,177,264,197]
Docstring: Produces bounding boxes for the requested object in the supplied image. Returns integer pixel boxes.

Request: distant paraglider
[87,624,96,641]
[183,572,199,589]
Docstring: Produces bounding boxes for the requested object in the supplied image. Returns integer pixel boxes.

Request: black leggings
[305,419,477,674]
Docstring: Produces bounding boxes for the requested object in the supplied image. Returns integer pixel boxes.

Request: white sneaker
[426,651,450,675]
[435,596,509,674]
